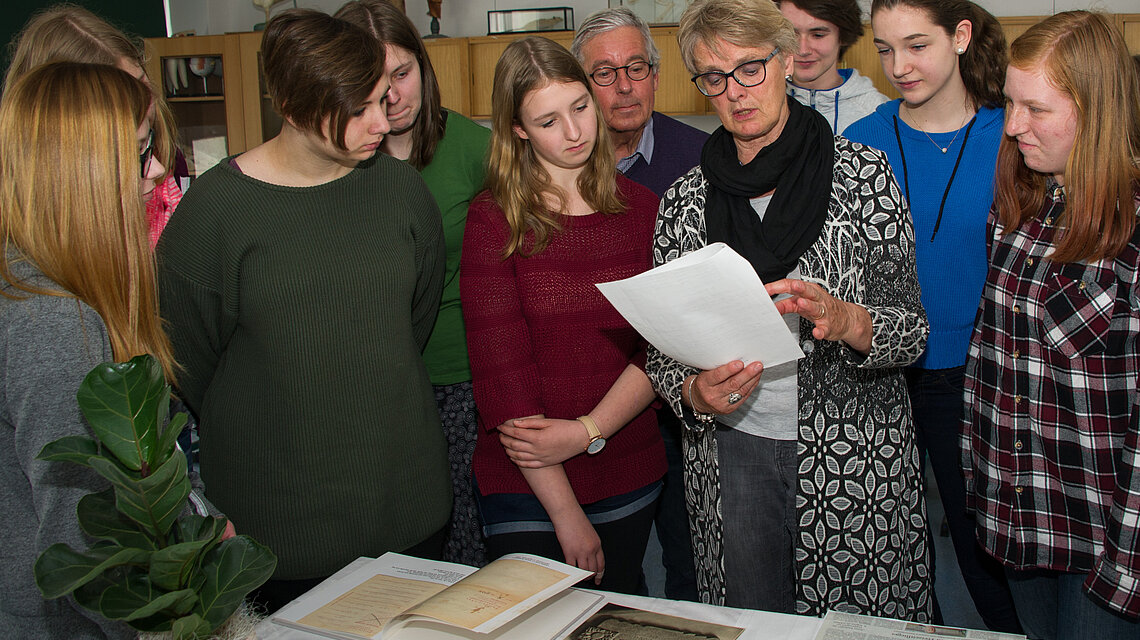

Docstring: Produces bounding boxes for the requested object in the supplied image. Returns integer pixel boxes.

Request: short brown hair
[677,0,796,76]
[261,9,384,151]
[775,0,865,59]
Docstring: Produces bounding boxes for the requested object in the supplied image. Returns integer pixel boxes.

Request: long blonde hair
[4,3,177,179]
[0,62,177,381]
[487,36,622,257]
[994,11,1140,263]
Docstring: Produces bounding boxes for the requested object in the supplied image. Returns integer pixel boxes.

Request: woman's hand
[687,360,765,415]
[550,507,605,585]
[765,278,872,354]
[499,418,587,468]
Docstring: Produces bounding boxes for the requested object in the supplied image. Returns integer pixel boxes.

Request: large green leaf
[34,543,150,599]
[76,355,167,472]
[89,446,190,538]
[196,536,277,630]
[171,612,213,640]
[76,490,156,550]
[156,411,188,470]
[150,538,213,592]
[93,572,198,621]
[36,435,99,467]
[175,514,229,548]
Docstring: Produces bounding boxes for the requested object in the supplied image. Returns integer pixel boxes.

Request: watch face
[586,437,606,455]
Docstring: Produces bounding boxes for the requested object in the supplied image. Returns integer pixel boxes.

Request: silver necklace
[907,107,971,154]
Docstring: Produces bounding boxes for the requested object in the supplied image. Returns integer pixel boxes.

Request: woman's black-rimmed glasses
[691,48,781,98]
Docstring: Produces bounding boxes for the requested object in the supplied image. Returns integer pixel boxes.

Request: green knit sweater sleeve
[156,176,239,416]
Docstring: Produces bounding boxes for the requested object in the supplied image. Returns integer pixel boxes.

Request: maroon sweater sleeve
[463,179,667,502]
[461,192,545,431]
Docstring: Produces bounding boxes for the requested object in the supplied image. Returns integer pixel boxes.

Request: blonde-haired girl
[1,61,174,639]
[461,36,665,593]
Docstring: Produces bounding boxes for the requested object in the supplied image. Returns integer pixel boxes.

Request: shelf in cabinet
[167,95,226,103]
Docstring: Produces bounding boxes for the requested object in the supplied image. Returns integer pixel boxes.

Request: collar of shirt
[616,114,656,174]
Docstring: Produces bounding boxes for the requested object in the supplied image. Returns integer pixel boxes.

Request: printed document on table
[596,242,804,370]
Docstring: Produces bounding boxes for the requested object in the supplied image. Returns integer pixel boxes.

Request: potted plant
[33,354,277,639]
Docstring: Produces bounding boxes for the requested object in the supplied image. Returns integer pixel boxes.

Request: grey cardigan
[1,259,212,639]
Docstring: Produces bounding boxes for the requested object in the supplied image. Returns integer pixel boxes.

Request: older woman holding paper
[645,0,930,619]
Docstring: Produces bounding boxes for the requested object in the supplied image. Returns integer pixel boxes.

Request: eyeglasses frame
[690,47,782,98]
[588,61,655,87]
[139,128,155,180]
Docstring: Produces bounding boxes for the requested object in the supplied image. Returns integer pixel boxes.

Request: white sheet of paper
[597,243,804,371]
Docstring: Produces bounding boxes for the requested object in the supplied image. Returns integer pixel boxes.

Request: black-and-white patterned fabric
[434,381,486,567]
[646,136,933,621]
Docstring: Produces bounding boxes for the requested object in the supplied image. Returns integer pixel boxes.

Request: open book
[271,553,606,640]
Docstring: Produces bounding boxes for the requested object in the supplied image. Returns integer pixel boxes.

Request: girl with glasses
[460,36,666,594]
[6,4,188,250]
[0,62,186,639]
[844,0,1019,630]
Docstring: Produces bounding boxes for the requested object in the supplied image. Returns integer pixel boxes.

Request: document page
[597,243,804,370]
[272,553,596,640]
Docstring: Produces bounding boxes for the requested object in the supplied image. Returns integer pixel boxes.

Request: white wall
[168,0,1140,38]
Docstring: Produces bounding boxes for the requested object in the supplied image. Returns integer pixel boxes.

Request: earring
[957,47,965,55]
[785,74,792,81]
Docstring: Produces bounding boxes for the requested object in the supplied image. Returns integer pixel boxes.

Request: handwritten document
[299,575,447,637]
[596,243,804,370]
[273,553,600,640]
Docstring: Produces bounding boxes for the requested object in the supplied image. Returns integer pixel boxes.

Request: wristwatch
[578,415,606,454]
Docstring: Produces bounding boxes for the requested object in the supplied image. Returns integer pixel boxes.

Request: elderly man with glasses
[571,7,709,604]
[571,7,708,199]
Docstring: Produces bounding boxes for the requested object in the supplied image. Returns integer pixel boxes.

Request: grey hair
[571,7,661,67]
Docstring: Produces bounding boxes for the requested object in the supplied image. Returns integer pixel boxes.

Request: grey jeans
[715,427,798,612]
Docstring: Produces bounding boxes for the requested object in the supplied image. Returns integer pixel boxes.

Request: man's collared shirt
[616,113,655,174]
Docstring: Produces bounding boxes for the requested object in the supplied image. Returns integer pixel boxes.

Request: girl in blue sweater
[844,0,1019,633]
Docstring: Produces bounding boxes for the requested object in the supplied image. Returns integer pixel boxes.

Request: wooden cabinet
[465,31,576,119]
[1119,14,1140,54]
[424,27,706,120]
[146,32,280,176]
[145,34,248,177]
[651,26,706,115]
[424,37,473,116]
[145,14,1137,152]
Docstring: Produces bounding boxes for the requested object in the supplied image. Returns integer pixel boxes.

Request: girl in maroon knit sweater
[460,36,666,594]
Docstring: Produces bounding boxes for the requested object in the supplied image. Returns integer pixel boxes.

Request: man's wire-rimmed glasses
[691,47,781,98]
[589,61,654,87]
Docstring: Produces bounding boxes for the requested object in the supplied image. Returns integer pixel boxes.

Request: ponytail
[959,3,1006,108]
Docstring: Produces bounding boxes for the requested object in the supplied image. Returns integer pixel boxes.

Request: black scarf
[701,95,834,284]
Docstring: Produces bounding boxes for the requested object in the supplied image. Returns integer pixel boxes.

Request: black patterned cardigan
[646,136,933,622]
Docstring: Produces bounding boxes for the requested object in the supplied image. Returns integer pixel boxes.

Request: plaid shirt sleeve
[964,185,1140,620]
